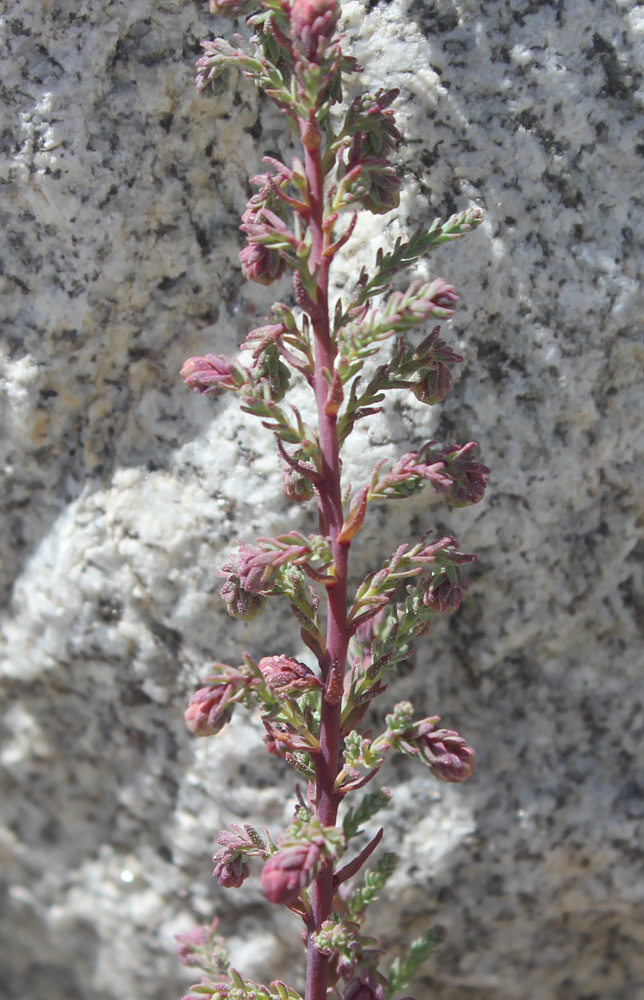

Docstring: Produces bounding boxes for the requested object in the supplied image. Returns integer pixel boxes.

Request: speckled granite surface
[1,0,643,998]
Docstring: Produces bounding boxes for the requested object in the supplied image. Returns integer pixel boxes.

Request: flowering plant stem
[177,2,488,999]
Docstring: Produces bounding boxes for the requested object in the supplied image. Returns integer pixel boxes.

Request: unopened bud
[213,852,250,888]
[174,926,210,967]
[263,731,287,758]
[301,115,322,151]
[423,576,465,613]
[437,443,489,508]
[291,0,339,59]
[180,354,244,396]
[239,242,286,286]
[431,285,459,315]
[344,980,385,1000]
[261,843,321,904]
[220,574,267,621]
[282,466,315,503]
[359,158,401,215]
[258,654,321,694]
[185,685,234,737]
[412,361,453,405]
[254,342,291,401]
[292,0,336,29]
[416,719,476,782]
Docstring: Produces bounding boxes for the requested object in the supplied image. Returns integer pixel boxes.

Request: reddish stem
[301,134,350,1000]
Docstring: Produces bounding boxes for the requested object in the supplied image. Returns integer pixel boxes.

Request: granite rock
[1,0,643,998]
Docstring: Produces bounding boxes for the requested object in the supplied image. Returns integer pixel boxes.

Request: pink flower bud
[416,719,476,783]
[412,361,453,405]
[424,576,466,613]
[212,851,250,888]
[258,654,321,694]
[344,979,386,1000]
[174,926,210,967]
[263,731,287,758]
[184,685,234,737]
[261,843,321,905]
[346,90,401,158]
[220,573,267,621]
[180,354,243,396]
[301,115,322,151]
[239,242,286,286]
[432,286,459,313]
[435,442,489,508]
[282,466,315,503]
[338,485,368,544]
[420,539,476,613]
[355,157,402,215]
[291,0,339,59]
[292,0,336,30]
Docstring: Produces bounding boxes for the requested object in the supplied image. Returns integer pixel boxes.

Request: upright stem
[301,135,350,1000]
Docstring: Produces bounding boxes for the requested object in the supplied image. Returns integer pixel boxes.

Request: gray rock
[1,0,643,998]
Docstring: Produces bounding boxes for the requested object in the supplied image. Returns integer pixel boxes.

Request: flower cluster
[385,703,476,783]
[420,540,478,614]
[240,206,290,286]
[335,144,402,216]
[347,535,477,631]
[218,533,332,622]
[175,918,228,973]
[177,2,487,999]
[212,823,273,889]
[343,88,401,157]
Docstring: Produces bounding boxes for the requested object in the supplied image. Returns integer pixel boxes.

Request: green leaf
[386,927,447,998]
[359,207,484,302]
[345,852,399,922]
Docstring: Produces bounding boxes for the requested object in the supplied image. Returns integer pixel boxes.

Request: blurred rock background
[1,0,643,998]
